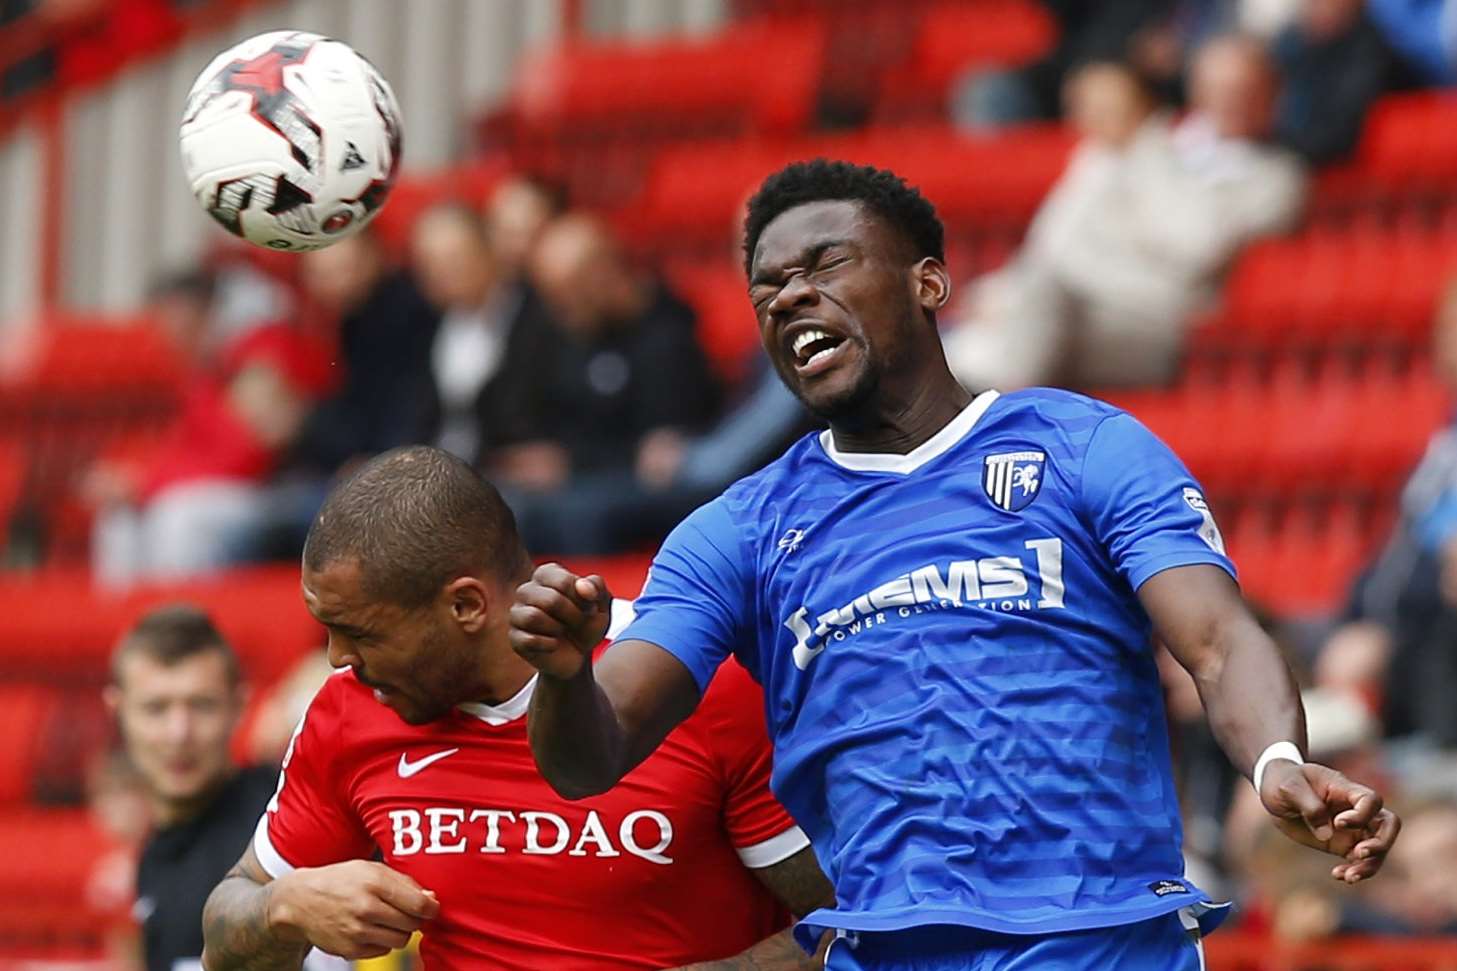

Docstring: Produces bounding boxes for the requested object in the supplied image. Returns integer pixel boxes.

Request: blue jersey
[616,388,1235,942]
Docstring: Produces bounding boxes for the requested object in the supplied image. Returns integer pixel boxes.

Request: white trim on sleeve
[252,813,297,878]
[735,824,811,869]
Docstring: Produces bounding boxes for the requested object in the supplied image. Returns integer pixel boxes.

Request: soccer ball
[179,30,402,251]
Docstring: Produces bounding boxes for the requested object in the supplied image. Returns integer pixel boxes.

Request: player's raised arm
[201,844,440,969]
[510,563,702,797]
[1140,564,1400,883]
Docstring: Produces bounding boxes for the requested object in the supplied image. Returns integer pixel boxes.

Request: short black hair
[303,446,530,607]
[742,159,945,277]
[112,604,239,686]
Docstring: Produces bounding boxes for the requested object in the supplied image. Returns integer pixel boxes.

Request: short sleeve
[700,661,808,869]
[614,498,752,693]
[252,674,375,877]
[1080,412,1237,592]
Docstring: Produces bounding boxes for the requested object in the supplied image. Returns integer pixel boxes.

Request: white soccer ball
[179,30,403,251]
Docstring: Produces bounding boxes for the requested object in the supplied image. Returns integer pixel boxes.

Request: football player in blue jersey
[508,160,1401,970]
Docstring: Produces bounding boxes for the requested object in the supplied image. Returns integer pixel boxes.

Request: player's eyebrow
[750,239,851,287]
[322,619,371,639]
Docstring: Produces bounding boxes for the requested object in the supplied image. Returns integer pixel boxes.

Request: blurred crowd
[81,173,814,584]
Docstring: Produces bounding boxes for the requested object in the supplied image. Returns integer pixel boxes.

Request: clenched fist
[1260,760,1401,884]
[509,563,614,681]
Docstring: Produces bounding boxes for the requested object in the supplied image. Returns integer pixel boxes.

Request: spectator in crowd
[409,203,557,470]
[1271,0,1409,164]
[484,173,568,280]
[104,604,341,971]
[508,214,722,553]
[952,0,1205,130]
[292,230,438,475]
[87,294,335,586]
[146,268,218,369]
[944,37,1306,391]
[1366,0,1457,86]
[1315,280,1457,748]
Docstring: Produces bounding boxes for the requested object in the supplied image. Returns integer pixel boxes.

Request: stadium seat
[1216,227,1457,346]
[0,315,184,400]
[623,124,1072,254]
[509,17,827,139]
[0,685,56,803]
[665,263,762,385]
[0,566,323,684]
[873,0,1056,122]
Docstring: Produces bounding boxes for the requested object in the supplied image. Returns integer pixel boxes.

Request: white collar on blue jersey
[818,389,1001,475]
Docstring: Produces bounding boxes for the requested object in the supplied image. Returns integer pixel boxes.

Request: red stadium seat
[0,685,56,803]
[623,124,1072,252]
[0,566,323,684]
[0,316,184,400]
[1216,228,1457,346]
[874,0,1056,122]
[1355,91,1457,189]
[510,17,827,138]
[665,263,762,385]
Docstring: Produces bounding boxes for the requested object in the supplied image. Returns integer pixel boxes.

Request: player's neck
[829,370,975,455]
[471,644,538,707]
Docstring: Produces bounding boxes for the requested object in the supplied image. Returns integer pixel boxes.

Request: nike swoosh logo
[397,748,460,778]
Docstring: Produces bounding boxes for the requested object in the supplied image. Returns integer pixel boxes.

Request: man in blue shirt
[508,160,1401,969]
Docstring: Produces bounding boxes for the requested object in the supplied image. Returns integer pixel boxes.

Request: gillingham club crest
[983,450,1046,512]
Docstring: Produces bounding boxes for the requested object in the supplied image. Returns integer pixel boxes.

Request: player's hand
[1260,760,1401,884]
[509,562,614,681]
[267,859,439,960]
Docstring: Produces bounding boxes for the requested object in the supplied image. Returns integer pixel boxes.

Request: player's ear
[445,576,490,633]
[911,257,951,314]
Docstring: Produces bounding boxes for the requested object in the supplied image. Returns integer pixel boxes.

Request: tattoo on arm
[672,928,827,970]
[665,845,837,970]
[751,845,837,917]
[201,848,308,971]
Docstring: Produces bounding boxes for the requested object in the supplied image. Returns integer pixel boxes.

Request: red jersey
[252,624,807,969]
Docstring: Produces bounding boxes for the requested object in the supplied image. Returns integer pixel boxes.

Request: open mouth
[789,326,847,371]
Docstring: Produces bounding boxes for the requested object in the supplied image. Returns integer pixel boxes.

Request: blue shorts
[823,909,1206,971]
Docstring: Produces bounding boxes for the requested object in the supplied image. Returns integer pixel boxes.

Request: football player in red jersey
[201,446,832,971]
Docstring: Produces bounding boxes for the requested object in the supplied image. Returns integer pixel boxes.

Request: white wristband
[1252,741,1305,793]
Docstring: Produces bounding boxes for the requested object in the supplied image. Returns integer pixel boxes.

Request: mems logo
[784,538,1067,669]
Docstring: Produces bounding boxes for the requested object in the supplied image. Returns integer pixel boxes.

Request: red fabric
[262,657,801,969]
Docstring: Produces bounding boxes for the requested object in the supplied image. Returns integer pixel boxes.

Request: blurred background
[2,0,1457,968]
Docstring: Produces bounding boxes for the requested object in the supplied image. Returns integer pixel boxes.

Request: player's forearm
[669,929,823,971]
[1185,612,1308,779]
[527,665,632,798]
[201,874,309,971]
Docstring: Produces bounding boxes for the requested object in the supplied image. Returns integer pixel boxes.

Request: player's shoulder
[302,667,402,737]
[722,429,826,503]
[981,387,1130,453]
[673,658,770,761]
[988,387,1126,426]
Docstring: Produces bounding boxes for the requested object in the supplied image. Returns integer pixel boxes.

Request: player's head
[743,159,951,420]
[302,445,532,725]
[105,604,245,818]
